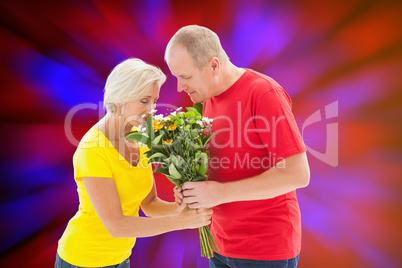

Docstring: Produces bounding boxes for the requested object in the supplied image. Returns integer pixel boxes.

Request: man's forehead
[168,50,196,76]
[169,45,195,64]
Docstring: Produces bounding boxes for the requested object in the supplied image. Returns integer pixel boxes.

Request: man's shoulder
[246,69,282,89]
[241,69,283,99]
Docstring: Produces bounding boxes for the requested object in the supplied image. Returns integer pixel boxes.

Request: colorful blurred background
[1,0,401,267]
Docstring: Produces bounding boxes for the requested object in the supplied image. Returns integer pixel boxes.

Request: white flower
[202,117,214,124]
[155,114,164,121]
[150,109,157,114]
[196,120,203,127]
[162,117,171,122]
[137,125,146,133]
[176,107,183,111]
[170,111,177,116]
[141,114,147,118]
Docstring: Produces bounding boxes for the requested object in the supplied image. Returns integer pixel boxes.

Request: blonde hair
[165,25,229,70]
[104,58,166,114]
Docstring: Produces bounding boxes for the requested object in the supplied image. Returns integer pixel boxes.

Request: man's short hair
[165,25,229,70]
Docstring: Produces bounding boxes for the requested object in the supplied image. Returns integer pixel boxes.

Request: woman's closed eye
[140,99,158,104]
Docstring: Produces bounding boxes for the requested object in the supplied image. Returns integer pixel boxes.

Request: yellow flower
[163,139,173,145]
[153,119,163,132]
[131,126,137,132]
[167,124,177,131]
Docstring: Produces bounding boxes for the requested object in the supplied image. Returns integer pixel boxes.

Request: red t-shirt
[204,69,306,260]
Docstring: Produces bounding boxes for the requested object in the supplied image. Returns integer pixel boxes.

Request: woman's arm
[140,174,183,217]
[82,177,211,238]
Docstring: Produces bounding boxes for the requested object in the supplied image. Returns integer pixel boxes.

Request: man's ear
[210,57,220,76]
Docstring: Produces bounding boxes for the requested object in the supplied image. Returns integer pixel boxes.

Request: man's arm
[177,152,310,209]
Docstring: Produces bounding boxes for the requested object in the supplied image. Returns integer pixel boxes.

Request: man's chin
[189,95,203,104]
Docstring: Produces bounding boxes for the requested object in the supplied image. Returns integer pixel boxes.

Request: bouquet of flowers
[125,103,219,258]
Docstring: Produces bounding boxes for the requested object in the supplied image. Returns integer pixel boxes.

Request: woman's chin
[138,119,147,125]
[130,120,145,128]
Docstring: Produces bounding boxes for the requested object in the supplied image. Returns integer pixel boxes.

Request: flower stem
[199,226,214,258]
[206,226,219,252]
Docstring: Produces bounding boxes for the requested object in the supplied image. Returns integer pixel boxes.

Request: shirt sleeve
[253,88,306,163]
[73,146,113,179]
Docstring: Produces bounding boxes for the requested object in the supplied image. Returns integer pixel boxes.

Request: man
[165,25,309,268]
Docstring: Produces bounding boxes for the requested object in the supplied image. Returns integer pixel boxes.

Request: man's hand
[173,186,184,206]
[180,181,225,209]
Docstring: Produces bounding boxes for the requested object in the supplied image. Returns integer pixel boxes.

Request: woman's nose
[147,103,156,113]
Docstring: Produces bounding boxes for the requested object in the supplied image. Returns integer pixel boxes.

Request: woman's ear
[111,103,117,114]
[113,103,123,115]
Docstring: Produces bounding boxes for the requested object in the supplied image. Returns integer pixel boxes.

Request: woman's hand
[178,206,212,229]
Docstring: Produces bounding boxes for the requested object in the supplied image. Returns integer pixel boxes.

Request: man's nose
[177,80,186,93]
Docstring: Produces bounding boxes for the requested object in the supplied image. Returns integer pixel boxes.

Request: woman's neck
[99,114,133,142]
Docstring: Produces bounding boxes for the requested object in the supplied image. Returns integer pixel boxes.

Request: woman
[55,59,212,268]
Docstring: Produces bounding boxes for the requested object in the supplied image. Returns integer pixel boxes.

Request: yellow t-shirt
[57,127,153,267]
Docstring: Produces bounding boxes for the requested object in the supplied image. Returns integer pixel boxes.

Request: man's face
[167,45,212,103]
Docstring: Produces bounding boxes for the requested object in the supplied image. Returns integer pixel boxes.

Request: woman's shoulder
[77,127,109,150]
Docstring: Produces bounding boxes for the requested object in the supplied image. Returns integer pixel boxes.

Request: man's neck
[211,63,245,98]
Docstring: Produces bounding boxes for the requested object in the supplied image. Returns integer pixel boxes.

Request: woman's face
[122,83,160,127]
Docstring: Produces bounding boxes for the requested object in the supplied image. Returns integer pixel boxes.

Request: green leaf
[144,150,153,158]
[153,133,164,145]
[148,158,165,164]
[169,163,182,179]
[157,145,169,156]
[186,107,197,113]
[170,155,184,168]
[165,175,180,187]
[146,115,154,141]
[174,118,185,126]
[193,176,206,182]
[184,125,191,131]
[202,133,213,145]
[150,152,167,158]
[190,129,199,139]
[125,132,151,146]
[125,132,142,141]
[154,167,169,175]
[184,111,195,118]
[193,103,203,115]
[196,152,209,176]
